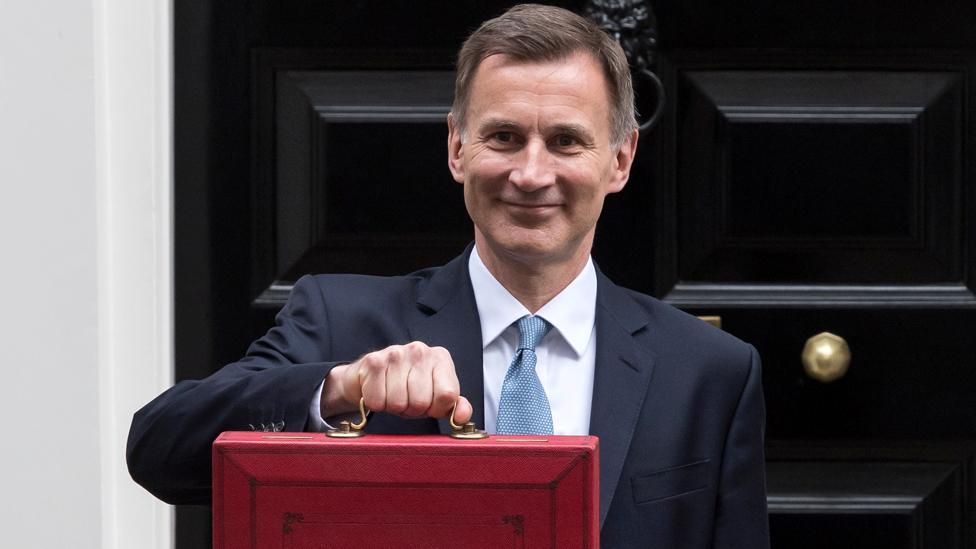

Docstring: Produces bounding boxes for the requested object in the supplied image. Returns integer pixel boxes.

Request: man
[128,4,769,547]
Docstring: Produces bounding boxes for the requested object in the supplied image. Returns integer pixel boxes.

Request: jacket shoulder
[617,287,757,380]
[294,267,436,305]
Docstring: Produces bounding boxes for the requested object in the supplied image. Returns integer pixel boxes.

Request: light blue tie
[496,315,553,435]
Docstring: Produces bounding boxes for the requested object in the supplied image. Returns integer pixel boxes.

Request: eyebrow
[547,123,596,145]
[477,118,523,134]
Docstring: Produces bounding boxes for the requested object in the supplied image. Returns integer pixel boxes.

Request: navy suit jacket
[127,247,769,548]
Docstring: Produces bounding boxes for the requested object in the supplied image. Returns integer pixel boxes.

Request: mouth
[501,200,560,213]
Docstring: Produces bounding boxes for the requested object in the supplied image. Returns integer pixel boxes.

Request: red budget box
[212,431,599,548]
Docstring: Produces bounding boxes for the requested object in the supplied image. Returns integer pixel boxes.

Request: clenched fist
[321,341,473,424]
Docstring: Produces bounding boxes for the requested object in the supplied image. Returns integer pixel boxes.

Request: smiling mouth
[502,201,560,211]
[502,202,561,224]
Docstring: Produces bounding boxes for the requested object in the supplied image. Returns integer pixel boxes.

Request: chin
[494,235,571,266]
[477,221,582,266]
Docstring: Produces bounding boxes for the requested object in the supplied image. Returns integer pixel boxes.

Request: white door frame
[95,0,174,547]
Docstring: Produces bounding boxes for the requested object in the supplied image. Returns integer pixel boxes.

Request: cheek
[472,154,514,180]
[464,157,511,194]
[569,192,607,223]
[462,177,494,223]
[560,165,611,208]
[462,181,480,212]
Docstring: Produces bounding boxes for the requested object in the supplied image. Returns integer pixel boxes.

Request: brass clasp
[449,401,488,440]
[325,397,370,438]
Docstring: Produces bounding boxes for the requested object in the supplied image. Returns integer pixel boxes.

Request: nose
[509,139,556,191]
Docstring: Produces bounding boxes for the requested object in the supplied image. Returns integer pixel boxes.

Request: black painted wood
[670,67,968,294]
[666,283,976,309]
[256,66,470,307]
[768,461,963,549]
[174,1,976,547]
[653,1,976,49]
[767,441,976,549]
[651,38,976,547]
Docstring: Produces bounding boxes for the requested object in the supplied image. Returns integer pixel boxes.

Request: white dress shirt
[469,248,597,435]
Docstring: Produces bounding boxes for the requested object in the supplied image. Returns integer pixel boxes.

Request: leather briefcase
[213,413,598,548]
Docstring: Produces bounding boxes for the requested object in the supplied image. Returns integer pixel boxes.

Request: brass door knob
[801,332,851,383]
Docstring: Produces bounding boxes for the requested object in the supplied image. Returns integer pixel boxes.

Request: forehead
[465,52,612,130]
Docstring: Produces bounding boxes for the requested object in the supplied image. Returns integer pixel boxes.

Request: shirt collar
[468,246,597,357]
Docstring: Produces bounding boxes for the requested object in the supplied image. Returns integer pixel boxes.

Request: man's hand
[321,342,473,424]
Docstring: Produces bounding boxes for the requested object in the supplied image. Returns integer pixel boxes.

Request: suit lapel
[589,272,656,527]
[408,246,486,434]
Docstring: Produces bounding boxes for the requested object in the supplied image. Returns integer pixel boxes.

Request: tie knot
[516,315,551,351]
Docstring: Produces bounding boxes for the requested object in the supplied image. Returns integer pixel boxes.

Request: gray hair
[452,3,637,148]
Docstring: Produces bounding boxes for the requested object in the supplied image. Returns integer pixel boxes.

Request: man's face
[448,52,638,270]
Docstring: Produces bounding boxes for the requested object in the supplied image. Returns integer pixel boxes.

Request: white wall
[0,1,173,547]
[0,2,101,544]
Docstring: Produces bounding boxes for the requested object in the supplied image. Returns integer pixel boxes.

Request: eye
[554,134,578,148]
[485,131,520,150]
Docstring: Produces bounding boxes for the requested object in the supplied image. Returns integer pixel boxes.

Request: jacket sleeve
[712,345,770,548]
[126,275,341,505]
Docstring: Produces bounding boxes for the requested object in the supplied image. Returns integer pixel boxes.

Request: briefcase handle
[326,398,488,440]
[323,397,371,438]
[448,403,490,440]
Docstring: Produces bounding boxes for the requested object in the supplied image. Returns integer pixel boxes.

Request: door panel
[253,53,468,306]
[666,64,970,293]
[674,69,964,285]
[766,441,976,549]
[769,461,964,549]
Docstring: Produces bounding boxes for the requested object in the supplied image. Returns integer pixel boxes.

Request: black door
[174,1,976,547]
[653,3,976,548]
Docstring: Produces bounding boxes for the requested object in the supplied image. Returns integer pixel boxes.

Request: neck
[474,236,592,313]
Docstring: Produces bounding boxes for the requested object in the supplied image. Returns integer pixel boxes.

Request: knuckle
[405,341,427,352]
[363,355,385,374]
[431,346,452,361]
[405,341,427,362]
[385,346,403,364]
[360,351,380,366]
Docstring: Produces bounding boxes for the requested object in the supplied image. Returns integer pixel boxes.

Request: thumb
[451,395,474,425]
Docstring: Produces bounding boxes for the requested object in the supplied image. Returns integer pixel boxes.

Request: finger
[429,347,461,417]
[452,395,473,425]
[359,349,392,412]
[385,345,412,415]
[405,347,434,417]
[339,362,363,403]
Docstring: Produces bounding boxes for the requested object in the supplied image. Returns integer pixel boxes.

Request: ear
[606,128,639,194]
[447,112,465,184]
